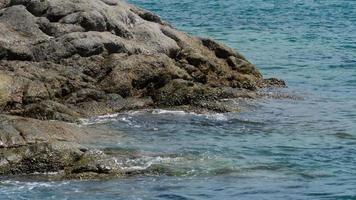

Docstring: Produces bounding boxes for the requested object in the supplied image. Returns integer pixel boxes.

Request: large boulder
[0,0,285,178]
[0,0,284,122]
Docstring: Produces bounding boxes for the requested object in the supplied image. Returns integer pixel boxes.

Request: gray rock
[0,114,123,177]
[0,0,10,9]
[0,0,285,178]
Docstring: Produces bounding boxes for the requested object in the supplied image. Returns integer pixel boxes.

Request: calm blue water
[1,0,356,199]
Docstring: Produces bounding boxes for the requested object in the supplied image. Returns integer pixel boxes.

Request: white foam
[1,180,69,191]
[115,156,183,171]
[80,109,230,125]
[204,113,229,121]
[80,113,127,125]
[141,109,230,122]
[150,109,188,115]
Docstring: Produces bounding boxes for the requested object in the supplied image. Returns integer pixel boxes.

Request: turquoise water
[1,0,356,199]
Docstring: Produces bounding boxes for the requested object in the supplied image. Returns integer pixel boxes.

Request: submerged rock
[0,0,285,178]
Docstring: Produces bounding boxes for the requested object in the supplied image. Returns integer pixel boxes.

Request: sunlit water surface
[1,0,356,199]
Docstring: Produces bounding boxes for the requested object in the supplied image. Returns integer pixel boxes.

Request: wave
[80,109,230,125]
[0,180,69,191]
[115,155,185,172]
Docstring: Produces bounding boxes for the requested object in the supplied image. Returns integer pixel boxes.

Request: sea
[1,0,356,199]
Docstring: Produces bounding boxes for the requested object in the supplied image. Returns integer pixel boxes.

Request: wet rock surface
[0,114,125,178]
[0,0,285,178]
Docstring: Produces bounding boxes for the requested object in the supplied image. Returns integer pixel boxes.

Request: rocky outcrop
[0,114,125,178]
[0,0,285,178]
[0,0,284,122]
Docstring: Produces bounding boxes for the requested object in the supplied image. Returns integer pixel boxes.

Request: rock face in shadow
[0,0,285,178]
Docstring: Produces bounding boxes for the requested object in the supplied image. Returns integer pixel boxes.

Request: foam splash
[150,110,188,115]
[80,109,230,125]
[80,113,121,125]
[0,180,69,191]
[115,156,184,171]
[204,113,228,121]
